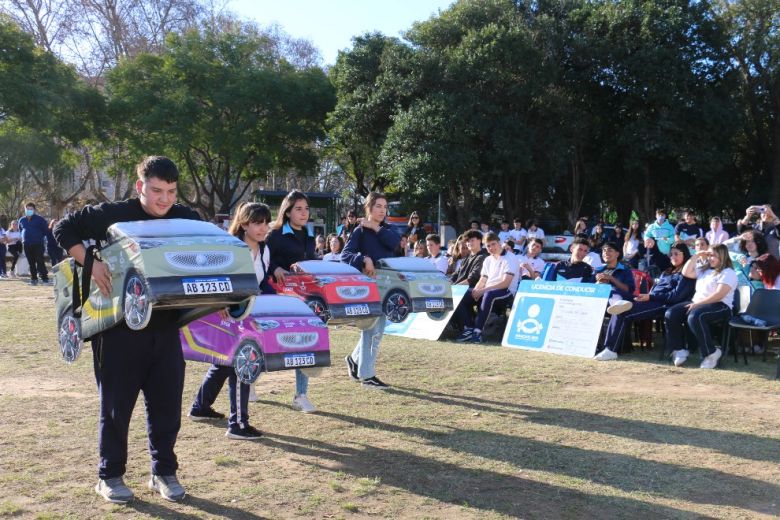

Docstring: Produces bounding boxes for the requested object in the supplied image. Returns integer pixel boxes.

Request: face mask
[24,209,34,217]
[656,216,665,224]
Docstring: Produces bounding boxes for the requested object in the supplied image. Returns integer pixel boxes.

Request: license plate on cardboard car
[284,353,315,368]
[182,277,233,295]
[425,299,445,309]
[345,304,370,316]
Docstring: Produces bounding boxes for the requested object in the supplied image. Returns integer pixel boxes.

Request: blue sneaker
[469,332,483,343]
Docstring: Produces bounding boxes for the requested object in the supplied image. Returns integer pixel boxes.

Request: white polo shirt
[481,252,519,294]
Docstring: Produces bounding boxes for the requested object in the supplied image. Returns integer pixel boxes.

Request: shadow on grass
[126,495,269,519]
[261,432,691,519]
[304,408,778,516]
[390,386,780,463]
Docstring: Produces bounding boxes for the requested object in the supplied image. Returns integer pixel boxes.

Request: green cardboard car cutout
[374,257,454,323]
[54,219,259,364]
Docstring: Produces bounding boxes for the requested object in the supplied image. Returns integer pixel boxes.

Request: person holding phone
[737,204,780,257]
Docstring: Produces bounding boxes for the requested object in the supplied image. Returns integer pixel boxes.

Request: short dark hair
[470,220,480,227]
[137,156,179,183]
[503,239,515,249]
[513,217,522,223]
[601,241,622,260]
[571,237,590,249]
[463,230,483,241]
[526,219,537,228]
[655,208,667,216]
[528,237,543,247]
[347,210,357,218]
[24,201,35,209]
[426,233,441,244]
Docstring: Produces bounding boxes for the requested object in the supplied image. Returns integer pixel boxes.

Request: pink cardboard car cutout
[180,295,330,384]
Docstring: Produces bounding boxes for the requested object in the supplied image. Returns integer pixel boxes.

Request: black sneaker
[225,424,263,440]
[468,332,483,344]
[345,355,359,381]
[188,407,225,421]
[455,328,473,342]
[361,376,389,390]
[28,280,38,286]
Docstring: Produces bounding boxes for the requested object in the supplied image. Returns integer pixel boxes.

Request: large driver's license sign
[502,280,611,358]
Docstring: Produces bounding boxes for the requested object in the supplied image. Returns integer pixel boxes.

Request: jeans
[350,315,387,379]
[0,243,6,275]
[23,242,48,281]
[8,243,21,271]
[664,301,731,358]
[295,369,309,395]
[604,300,666,352]
[191,364,250,430]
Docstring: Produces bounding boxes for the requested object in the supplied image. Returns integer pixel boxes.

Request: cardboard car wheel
[123,270,153,330]
[58,311,83,364]
[426,311,447,321]
[306,297,331,323]
[233,340,264,384]
[384,290,411,323]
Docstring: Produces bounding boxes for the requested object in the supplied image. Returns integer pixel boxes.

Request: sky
[229,0,456,66]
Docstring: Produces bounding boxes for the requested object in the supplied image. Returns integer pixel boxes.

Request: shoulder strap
[72,245,97,319]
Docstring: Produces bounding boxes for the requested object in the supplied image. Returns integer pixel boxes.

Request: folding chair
[724,289,780,372]
[630,270,654,350]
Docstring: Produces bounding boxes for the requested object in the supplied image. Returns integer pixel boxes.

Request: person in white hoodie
[705,217,729,245]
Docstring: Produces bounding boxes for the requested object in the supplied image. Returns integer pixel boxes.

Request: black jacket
[341,223,400,271]
[54,198,200,252]
[450,250,487,287]
[266,223,316,273]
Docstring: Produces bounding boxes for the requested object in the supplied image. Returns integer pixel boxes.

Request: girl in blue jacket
[595,242,695,360]
[340,192,400,389]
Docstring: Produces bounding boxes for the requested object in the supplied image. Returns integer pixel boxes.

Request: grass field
[1,279,779,519]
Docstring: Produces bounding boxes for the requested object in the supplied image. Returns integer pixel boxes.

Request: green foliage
[107,25,335,217]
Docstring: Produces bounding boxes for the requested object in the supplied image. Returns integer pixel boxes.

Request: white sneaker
[753,344,765,354]
[700,348,722,369]
[292,394,316,413]
[594,348,618,361]
[248,383,257,402]
[607,300,633,315]
[672,349,689,367]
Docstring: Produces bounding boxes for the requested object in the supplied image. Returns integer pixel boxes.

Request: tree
[107,25,335,217]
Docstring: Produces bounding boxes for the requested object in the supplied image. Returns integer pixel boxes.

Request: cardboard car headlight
[269,260,382,326]
[375,257,454,323]
[180,295,331,383]
[54,219,259,363]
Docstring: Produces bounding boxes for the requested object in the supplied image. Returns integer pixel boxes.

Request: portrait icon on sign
[509,296,554,348]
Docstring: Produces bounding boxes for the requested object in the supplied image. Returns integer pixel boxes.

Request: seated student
[584,236,605,268]
[526,219,545,246]
[637,236,671,278]
[674,210,704,251]
[737,204,780,256]
[573,218,588,236]
[706,216,729,245]
[450,237,470,274]
[469,220,481,231]
[517,237,546,280]
[480,221,493,235]
[498,220,512,244]
[623,220,643,268]
[612,223,625,243]
[509,218,527,252]
[594,241,636,315]
[694,236,710,268]
[394,233,410,257]
[455,232,519,343]
[413,239,427,258]
[322,235,344,262]
[542,237,595,282]
[425,233,449,273]
[645,209,676,255]
[665,243,738,368]
[595,242,695,360]
[754,254,780,289]
[736,230,769,278]
[451,230,487,287]
[590,223,606,250]
[502,239,516,255]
